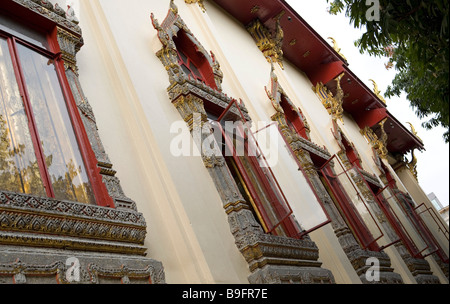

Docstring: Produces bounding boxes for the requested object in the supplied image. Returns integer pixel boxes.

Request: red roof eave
[211,0,424,154]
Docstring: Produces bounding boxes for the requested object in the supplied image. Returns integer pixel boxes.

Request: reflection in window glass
[16,43,95,204]
[0,38,46,196]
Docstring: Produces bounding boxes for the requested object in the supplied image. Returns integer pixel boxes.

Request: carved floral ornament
[151,0,250,122]
[313,73,345,123]
[360,118,389,159]
[247,17,284,69]
[405,123,421,180]
[11,0,81,34]
[369,79,387,105]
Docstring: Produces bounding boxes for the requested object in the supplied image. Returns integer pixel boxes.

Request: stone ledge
[0,190,148,249]
[0,245,164,284]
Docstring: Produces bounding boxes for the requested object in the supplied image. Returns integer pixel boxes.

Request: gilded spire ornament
[407,149,418,181]
[328,37,347,62]
[247,17,284,69]
[312,73,345,122]
[369,79,387,105]
[333,73,345,122]
[406,122,423,143]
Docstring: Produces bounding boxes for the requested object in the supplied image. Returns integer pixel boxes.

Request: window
[318,156,381,251]
[279,95,308,140]
[173,29,217,90]
[382,162,398,190]
[0,19,102,205]
[209,100,302,238]
[342,138,361,169]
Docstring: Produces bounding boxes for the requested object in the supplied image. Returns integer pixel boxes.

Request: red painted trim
[48,28,115,208]
[216,100,300,237]
[1,23,114,207]
[308,61,345,87]
[411,203,449,263]
[7,37,55,198]
[355,108,388,129]
[319,156,381,251]
[174,30,218,90]
[280,97,308,140]
[263,122,332,238]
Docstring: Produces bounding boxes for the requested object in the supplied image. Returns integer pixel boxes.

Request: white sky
[286,0,449,207]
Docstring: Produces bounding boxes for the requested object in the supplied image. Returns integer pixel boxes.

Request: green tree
[327,0,449,142]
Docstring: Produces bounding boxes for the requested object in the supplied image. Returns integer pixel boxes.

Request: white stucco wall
[61,0,447,284]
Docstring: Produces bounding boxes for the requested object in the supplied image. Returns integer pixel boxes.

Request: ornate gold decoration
[56,27,83,73]
[369,79,387,105]
[247,18,284,69]
[407,150,418,181]
[360,118,389,159]
[328,37,347,62]
[152,0,224,90]
[184,0,206,12]
[313,82,334,115]
[313,73,345,122]
[251,5,260,14]
[265,63,285,114]
[172,94,207,131]
[406,122,423,143]
[333,73,345,122]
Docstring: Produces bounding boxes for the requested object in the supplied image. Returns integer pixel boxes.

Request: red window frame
[358,171,426,257]
[0,25,113,207]
[319,155,381,251]
[280,96,308,140]
[343,139,362,169]
[212,100,301,238]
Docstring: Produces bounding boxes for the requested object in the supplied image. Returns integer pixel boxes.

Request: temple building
[0,0,448,284]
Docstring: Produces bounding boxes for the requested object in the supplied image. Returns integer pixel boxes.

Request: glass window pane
[16,43,95,204]
[0,38,46,196]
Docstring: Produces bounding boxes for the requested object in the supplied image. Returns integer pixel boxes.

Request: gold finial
[333,73,345,122]
[328,37,347,62]
[247,19,284,69]
[406,122,423,143]
[369,79,387,105]
[407,149,418,180]
[169,0,178,14]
